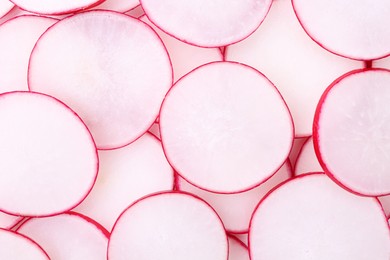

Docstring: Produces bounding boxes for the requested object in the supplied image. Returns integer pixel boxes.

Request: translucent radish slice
[294,137,323,176]
[9,0,103,15]
[0,15,56,93]
[0,213,22,229]
[160,62,293,193]
[292,0,390,60]
[91,0,139,13]
[314,69,390,196]
[0,228,49,259]
[140,15,222,82]
[75,133,174,231]
[177,161,292,233]
[29,11,172,150]
[249,174,390,260]
[140,0,272,47]
[108,192,228,260]
[0,0,13,19]
[225,0,362,137]
[228,236,249,260]
[0,92,98,216]
[379,196,390,218]
[17,212,108,260]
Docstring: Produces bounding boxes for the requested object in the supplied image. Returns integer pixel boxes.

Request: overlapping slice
[250,174,390,260]
[29,10,172,149]
[160,61,293,193]
[294,137,323,176]
[228,236,249,260]
[140,0,272,47]
[0,213,22,229]
[0,0,13,19]
[314,69,390,196]
[108,192,228,260]
[0,92,98,216]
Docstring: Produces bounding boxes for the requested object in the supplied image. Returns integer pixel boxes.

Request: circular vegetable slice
[0,91,98,216]
[29,10,172,149]
[108,192,228,260]
[140,0,272,47]
[249,174,390,260]
[314,69,390,196]
[160,61,293,193]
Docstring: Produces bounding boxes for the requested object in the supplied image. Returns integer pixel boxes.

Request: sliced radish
[314,69,390,196]
[228,235,249,260]
[0,228,49,259]
[294,137,323,176]
[160,61,293,193]
[0,91,97,216]
[0,15,56,93]
[0,213,22,229]
[379,196,390,218]
[17,212,108,259]
[0,7,29,25]
[140,15,222,82]
[29,10,172,149]
[177,161,291,233]
[75,132,174,231]
[0,0,13,19]
[140,0,272,47]
[91,0,139,13]
[108,192,228,260]
[225,0,363,137]
[292,0,390,60]
[250,174,390,260]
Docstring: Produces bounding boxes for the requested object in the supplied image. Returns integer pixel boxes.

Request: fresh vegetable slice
[294,137,323,176]
[250,174,390,260]
[0,213,22,229]
[228,235,249,260]
[314,69,390,196]
[0,0,13,19]
[160,61,293,193]
[140,0,272,47]
[0,91,98,216]
[28,10,172,149]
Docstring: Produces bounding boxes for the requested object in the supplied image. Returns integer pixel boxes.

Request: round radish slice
[75,132,174,231]
[249,174,390,260]
[140,15,223,82]
[140,0,272,47]
[314,69,390,196]
[29,10,172,149]
[228,236,249,260]
[0,91,97,216]
[160,61,293,193]
[0,228,49,259]
[17,212,108,260]
[292,0,390,60]
[0,0,13,19]
[91,0,139,13]
[0,213,22,229]
[108,192,228,260]
[379,196,390,218]
[225,0,363,138]
[0,15,57,93]
[294,137,323,176]
[177,161,292,233]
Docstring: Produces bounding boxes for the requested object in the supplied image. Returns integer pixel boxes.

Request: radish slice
[0,7,29,25]
[140,0,272,47]
[75,133,174,231]
[9,0,103,15]
[379,196,390,218]
[91,0,139,13]
[0,15,56,93]
[294,137,323,176]
[314,69,390,196]
[108,192,228,260]
[160,62,293,193]
[225,0,362,137]
[17,212,108,259]
[228,236,249,260]
[0,213,22,229]
[0,228,49,259]
[140,15,223,82]
[177,161,292,233]
[0,0,13,19]
[249,174,390,260]
[0,92,98,216]
[292,0,390,60]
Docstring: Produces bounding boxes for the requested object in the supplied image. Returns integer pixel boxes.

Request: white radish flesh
[250,174,390,260]
[228,236,249,260]
[0,213,22,229]
[160,61,293,193]
[0,92,98,216]
[140,0,272,47]
[0,0,13,19]
[91,0,139,12]
[28,10,172,149]
[108,192,228,260]
[294,137,323,176]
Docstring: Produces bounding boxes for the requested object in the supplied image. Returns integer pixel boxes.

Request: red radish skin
[90,0,139,13]
[108,192,228,260]
[249,173,390,260]
[225,0,363,138]
[28,10,173,150]
[0,91,98,217]
[292,0,390,60]
[0,213,22,229]
[228,235,249,260]
[140,0,272,47]
[160,61,294,193]
[294,137,323,176]
[0,0,13,19]
[314,69,390,196]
